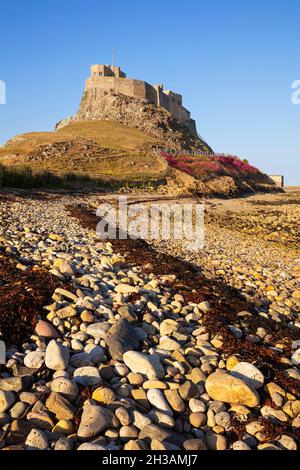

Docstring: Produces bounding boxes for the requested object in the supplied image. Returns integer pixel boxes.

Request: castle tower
[90,64,126,78]
[85,64,197,135]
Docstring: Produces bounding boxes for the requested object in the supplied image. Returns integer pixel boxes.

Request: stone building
[85,64,197,135]
[268,175,284,187]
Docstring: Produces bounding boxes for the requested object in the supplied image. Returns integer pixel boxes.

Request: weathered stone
[199,301,211,313]
[45,340,69,371]
[146,389,173,415]
[5,420,34,445]
[86,322,111,339]
[149,410,175,429]
[160,320,178,336]
[50,377,79,402]
[115,284,139,294]
[124,440,148,451]
[24,350,45,369]
[191,368,206,384]
[55,288,78,301]
[92,387,117,404]
[230,362,264,389]
[282,400,300,418]
[232,441,251,450]
[179,381,198,400]
[35,320,59,338]
[115,407,131,426]
[19,392,38,405]
[226,356,240,371]
[206,432,227,450]
[77,404,118,439]
[138,424,184,445]
[9,401,27,419]
[215,411,231,430]
[56,305,77,319]
[46,392,76,420]
[70,346,105,368]
[189,412,207,428]
[54,437,73,450]
[164,389,185,412]
[291,349,300,366]
[25,428,48,450]
[151,440,181,451]
[119,425,139,441]
[131,410,152,430]
[183,439,207,451]
[52,419,75,435]
[143,380,167,390]
[73,366,102,386]
[27,411,55,430]
[205,371,260,407]
[77,443,107,451]
[189,398,206,413]
[123,351,165,379]
[106,319,140,360]
[0,390,15,412]
[128,373,144,385]
[277,434,297,451]
[0,376,31,393]
[159,336,181,351]
[56,261,75,277]
[131,389,150,409]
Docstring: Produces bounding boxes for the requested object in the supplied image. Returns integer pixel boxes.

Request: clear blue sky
[0,0,299,184]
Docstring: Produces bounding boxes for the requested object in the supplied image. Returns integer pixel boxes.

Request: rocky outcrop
[56,89,212,154]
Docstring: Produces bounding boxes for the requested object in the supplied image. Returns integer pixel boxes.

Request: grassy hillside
[0,121,168,183]
[0,121,278,195]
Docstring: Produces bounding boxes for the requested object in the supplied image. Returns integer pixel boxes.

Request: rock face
[123,351,165,380]
[205,371,260,408]
[106,319,140,360]
[56,90,212,153]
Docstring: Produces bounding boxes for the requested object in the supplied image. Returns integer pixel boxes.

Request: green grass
[0,165,94,189]
[0,164,167,191]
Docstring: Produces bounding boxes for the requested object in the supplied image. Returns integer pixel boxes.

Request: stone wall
[268,175,284,187]
[85,66,197,135]
[85,76,147,100]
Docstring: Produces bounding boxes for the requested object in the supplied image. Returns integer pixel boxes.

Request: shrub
[162,153,259,179]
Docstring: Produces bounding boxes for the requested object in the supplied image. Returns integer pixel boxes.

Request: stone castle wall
[268,175,284,187]
[85,66,197,135]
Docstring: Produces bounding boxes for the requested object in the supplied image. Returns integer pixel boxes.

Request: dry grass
[0,121,157,156]
[0,121,167,182]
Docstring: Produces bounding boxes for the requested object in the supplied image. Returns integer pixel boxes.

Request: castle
[85,64,197,135]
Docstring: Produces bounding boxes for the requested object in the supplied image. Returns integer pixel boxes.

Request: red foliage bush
[162,153,259,179]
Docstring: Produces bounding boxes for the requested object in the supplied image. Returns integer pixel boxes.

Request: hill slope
[57,89,212,154]
[0,121,168,183]
[0,90,279,195]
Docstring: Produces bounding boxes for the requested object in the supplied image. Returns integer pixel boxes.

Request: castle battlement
[85,64,197,135]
